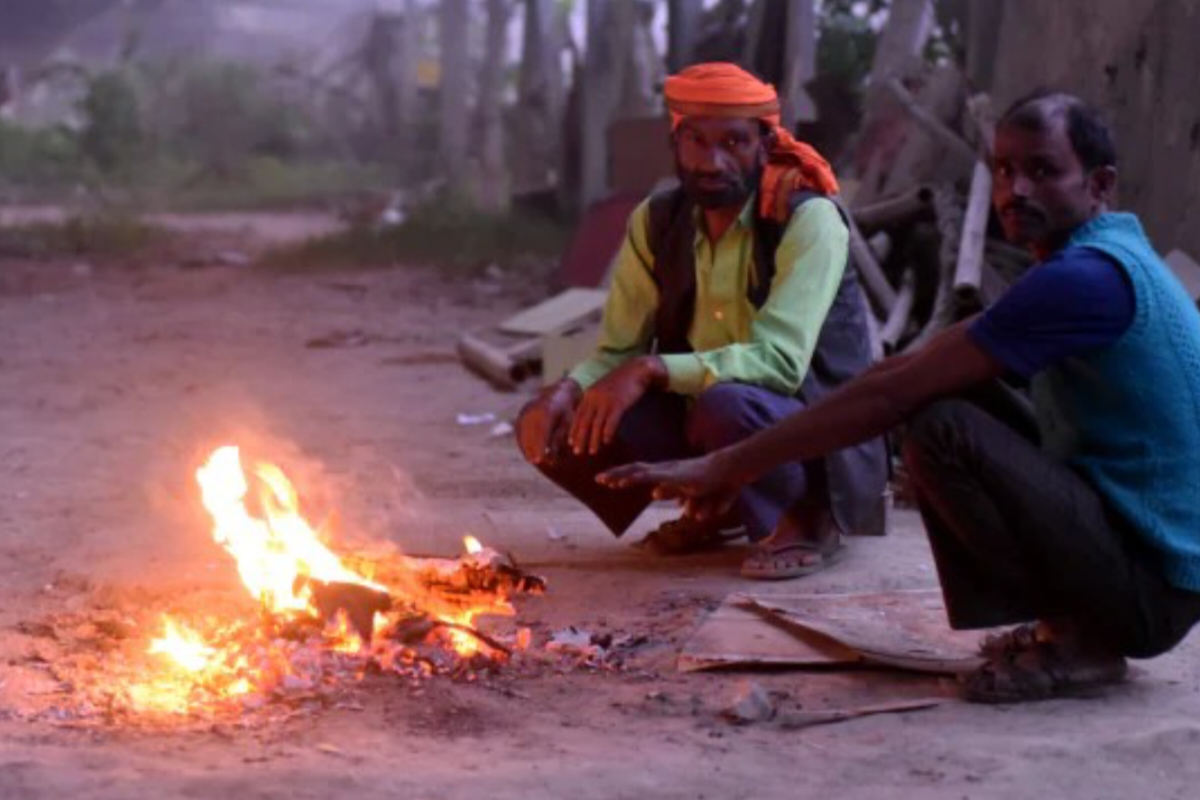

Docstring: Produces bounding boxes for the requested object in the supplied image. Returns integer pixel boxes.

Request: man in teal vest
[515,63,888,579]
[602,90,1200,703]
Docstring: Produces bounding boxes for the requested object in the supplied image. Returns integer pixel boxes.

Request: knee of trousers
[685,384,772,452]
[900,399,979,478]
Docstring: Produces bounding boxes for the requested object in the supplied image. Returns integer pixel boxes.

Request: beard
[677,159,763,210]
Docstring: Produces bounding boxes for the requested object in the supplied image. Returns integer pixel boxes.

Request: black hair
[999,89,1117,171]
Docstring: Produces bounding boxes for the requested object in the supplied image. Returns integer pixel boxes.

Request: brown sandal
[962,641,1128,704]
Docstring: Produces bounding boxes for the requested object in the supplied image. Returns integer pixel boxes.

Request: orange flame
[125,445,522,717]
[149,617,215,673]
[196,446,384,614]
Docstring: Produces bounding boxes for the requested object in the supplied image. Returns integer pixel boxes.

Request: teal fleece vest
[1031,213,1200,591]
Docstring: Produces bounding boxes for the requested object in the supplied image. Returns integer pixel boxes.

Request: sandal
[637,517,747,556]
[979,623,1042,658]
[740,534,844,581]
[962,641,1128,704]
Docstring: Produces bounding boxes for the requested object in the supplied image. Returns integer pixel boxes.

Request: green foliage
[0,120,83,186]
[0,212,163,259]
[817,0,888,87]
[0,58,382,210]
[79,70,143,176]
[164,62,309,176]
[260,199,568,273]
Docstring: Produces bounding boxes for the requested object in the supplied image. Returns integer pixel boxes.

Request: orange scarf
[663,62,838,222]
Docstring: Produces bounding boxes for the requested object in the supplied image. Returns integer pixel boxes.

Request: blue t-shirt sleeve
[967,247,1135,379]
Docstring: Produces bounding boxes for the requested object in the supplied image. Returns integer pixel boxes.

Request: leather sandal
[637,517,746,556]
[961,641,1128,704]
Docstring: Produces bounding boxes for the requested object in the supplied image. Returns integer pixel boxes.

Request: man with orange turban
[517,63,887,579]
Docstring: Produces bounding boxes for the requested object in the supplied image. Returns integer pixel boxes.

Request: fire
[119,444,539,720]
[150,617,215,673]
[196,446,384,613]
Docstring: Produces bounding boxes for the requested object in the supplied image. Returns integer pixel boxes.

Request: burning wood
[11,445,545,726]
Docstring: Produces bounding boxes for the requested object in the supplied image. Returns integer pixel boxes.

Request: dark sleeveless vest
[644,186,889,536]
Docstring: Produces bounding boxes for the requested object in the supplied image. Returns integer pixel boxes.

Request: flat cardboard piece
[498,288,608,337]
[679,589,984,676]
[743,590,985,675]
[677,597,858,672]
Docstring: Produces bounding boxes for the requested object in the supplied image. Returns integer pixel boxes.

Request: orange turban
[663,62,839,222]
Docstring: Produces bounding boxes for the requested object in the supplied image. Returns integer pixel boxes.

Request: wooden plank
[498,288,608,336]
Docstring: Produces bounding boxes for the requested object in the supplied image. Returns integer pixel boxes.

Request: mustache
[1000,201,1041,217]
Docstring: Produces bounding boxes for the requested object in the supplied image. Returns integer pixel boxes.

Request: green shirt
[569,194,850,396]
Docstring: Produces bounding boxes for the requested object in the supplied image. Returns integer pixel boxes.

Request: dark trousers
[903,398,1200,658]
[535,384,822,542]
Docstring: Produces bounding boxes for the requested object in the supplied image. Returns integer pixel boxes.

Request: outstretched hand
[598,454,741,523]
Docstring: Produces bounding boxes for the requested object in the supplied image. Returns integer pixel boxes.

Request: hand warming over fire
[598,452,742,523]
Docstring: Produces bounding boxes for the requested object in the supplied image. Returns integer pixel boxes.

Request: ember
[24,445,544,725]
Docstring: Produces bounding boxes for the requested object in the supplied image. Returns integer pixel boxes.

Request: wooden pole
[852,186,934,233]
[904,186,963,352]
[848,216,899,316]
[883,78,977,167]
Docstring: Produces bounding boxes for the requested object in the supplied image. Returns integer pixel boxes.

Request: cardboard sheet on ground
[679,590,985,675]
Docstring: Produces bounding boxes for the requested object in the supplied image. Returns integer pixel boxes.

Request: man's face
[991,114,1114,256]
[673,117,768,209]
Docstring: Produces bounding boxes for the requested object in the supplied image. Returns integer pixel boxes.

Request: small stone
[721,680,775,724]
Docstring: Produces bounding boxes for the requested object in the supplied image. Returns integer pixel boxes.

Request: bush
[0,120,85,188]
[79,70,144,176]
[0,212,163,259]
[260,199,568,273]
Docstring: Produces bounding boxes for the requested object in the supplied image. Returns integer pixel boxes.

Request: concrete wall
[991,0,1200,258]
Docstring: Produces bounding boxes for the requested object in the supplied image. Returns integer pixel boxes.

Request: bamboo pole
[880,269,917,351]
[952,160,992,303]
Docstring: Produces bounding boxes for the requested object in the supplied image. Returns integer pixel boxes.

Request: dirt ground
[1,214,1198,800]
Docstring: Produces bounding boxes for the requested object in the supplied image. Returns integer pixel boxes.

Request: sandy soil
[1,215,1198,800]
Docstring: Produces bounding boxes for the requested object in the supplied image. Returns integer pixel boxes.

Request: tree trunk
[477,0,513,211]
[780,0,817,127]
[364,10,420,178]
[869,0,934,84]
[579,0,625,211]
[964,0,1006,91]
[618,0,661,117]
[439,0,472,195]
[518,0,565,190]
[667,0,704,72]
